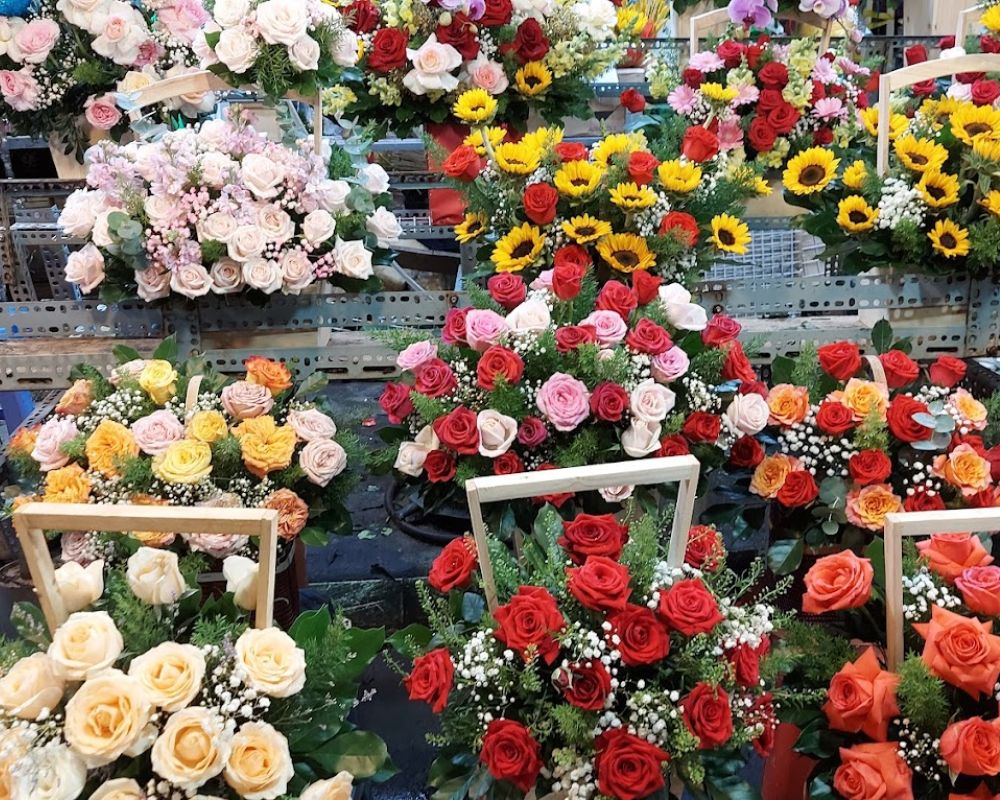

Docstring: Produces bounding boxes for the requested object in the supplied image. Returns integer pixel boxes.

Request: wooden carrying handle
[688,8,832,56]
[956,4,985,45]
[864,354,888,390]
[876,53,1000,175]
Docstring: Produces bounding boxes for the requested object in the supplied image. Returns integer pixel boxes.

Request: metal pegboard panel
[0,350,138,391]
[395,211,461,239]
[0,300,165,338]
[966,279,1000,356]
[203,338,401,380]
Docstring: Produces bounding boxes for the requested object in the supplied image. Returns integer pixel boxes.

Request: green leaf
[152,335,178,363]
[911,412,938,429]
[771,355,795,385]
[340,626,385,679]
[313,731,390,779]
[289,607,331,645]
[531,503,562,551]
[294,370,328,400]
[461,592,485,624]
[935,415,956,433]
[872,319,893,354]
[299,526,328,547]
[113,345,142,364]
[819,477,847,505]
[11,602,50,647]
[387,623,433,658]
[768,538,804,575]
[864,537,886,593]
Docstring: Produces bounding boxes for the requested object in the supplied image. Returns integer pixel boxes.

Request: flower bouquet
[58,117,399,302]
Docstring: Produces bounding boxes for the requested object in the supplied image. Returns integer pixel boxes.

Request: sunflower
[860,107,909,141]
[973,137,1000,161]
[950,103,1000,145]
[592,133,641,168]
[455,212,488,244]
[596,233,656,273]
[515,61,552,96]
[709,214,751,255]
[701,82,738,104]
[609,181,657,210]
[917,171,960,208]
[561,214,612,244]
[982,4,1000,33]
[464,126,506,156]
[657,159,702,193]
[836,196,879,233]
[522,126,563,150]
[491,223,546,272]
[919,96,962,127]
[893,135,948,173]
[753,175,772,196]
[842,160,869,190]
[981,190,1000,218]
[554,160,605,198]
[783,147,840,195]
[452,88,498,123]
[495,141,543,175]
[928,219,970,259]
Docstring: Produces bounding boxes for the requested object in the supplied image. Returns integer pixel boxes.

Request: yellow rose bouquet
[0,557,393,798]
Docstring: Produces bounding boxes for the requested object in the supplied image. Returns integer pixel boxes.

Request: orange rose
[42,464,91,504]
[85,420,139,478]
[845,483,902,531]
[951,389,989,431]
[750,454,798,499]
[933,444,992,497]
[824,648,899,741]
[55,379,94,416]
[940,717,1000,777]
[834,378,889,422]
[235,416,297,479]
[917,533,994,583]
[263,489,309,541]
[949,783,1000,800]
[914,605,1000,700]
[244,357,293,397]
[766,384,810,427]
[129,495,175,547]
[834,743,913,800]
[803,550,874,614]
[7,425,38,455]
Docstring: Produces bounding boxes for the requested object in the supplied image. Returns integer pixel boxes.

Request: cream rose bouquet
[59,116,399,302]
[0,551,393,799]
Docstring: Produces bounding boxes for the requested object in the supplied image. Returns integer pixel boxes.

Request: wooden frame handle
[688,8,832,56]
[12,502,280,633]
[957,4,985,45]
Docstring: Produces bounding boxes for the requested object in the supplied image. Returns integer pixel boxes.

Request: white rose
[91,209,114,247]
[256,0,308,45]
[197,118,230,149]
[331,237,373,280]
[331,28,359,67]
[724,392,770,435]
[315,179,351,214]
[215,27,258,74]
[940,45,968,59]
[658,283,708,330]
[477,410,517,458]
[242,258,283,293]
[0,653,64,720]
[227,225,267,262]
[571,0,617,41]
[599,485,634,504]
[358,163,390,194]
[136,266,171,302]
[145,194,177,228]
[47,611,123,681]
[257,204,294,244]
[234,628,306,698]
[117,69,154,94]
[151,707,229,790]
[505,298,551,332]
[212,0,249,28]
[89,778,145,800]
[402,34,462,95]
[512,0,554,20]
[197,211,238,243]
[241,153,285,199]
[170,263,213,299]
[287,408,337,441]
[302,772,353,800]
[366,207,402,245]
[128,642,206,712]
[224,722,294,800]
[223,555,258,611]
[55,0,104,31]
[54,559,104,613]
[303,209,336,245]
[629,380,676,423]
[127,547,186,606]
[64,244,105,294]
[621,419,662,458]
[210,258,244,294]
[288,34,320,71]
[59,189,100,237]
[393,425,438,476]
[91,3,150,66]
[198,152,237,188]
[11,742,86,800]
[280,250,314,294]
[299,438,347,486]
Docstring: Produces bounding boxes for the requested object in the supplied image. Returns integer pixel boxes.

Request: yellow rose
[302,772,354,800]
[188,410,228,444]
[47,610,123,681]
[151,706,228,790]
[64,670,153,767]
[89,778,145,800]
[0,653,65,720]
[750,454,798,499]
[55,379,94,416]
[42,464,91,504]
[85,419,139,478]
[224,722,294,800]
[235,628,306,698]
[139,360,178,405]
[235,416,296,478]
[845,483,903,530]
[153,440,212,484]
[836,378,889,421]
[766,384,810,427]
[128,642,206,712]
[933,444,992,497]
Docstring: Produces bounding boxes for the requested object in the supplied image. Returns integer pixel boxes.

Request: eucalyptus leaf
[935,415,956,433]
[767,538,804,575]
[911,412,938,429]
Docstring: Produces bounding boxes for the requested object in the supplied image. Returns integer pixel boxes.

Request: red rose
[620,87,646,112]
[905,489,946,512]
[596,281,638,320]
[658,578,724,636]
[437,13,479,60]
[510,18,549,63]
[423,450,456,483]
[626,318,672,355]
[533,463,572,507]
[939,35,957,49]
[849,449,893,486]
[480,719,542,792]
[730,637,770,687]
[404,647,453,712]
[493,585,564,663]
[559,513,629,564]
[989,445,1000,482]
[750,694,777,757]
[415,358,458,398]
[681,125,719,162]
[555,325,598,354]
[729,435,764,468]
[813,127,834,146]
[344,0,379,32]
[880,350,920,388]
[956,434,989,456]
[683,411,721,443]
[608,604,670,666]
[767,102,800,135]
[477,346,525,391]
[479,0,512,25]
[631,270,661,306]
[682,683,734,749]
[441,307,469,345]
[757,88,784,112]
[776,470,820,508]
[930,356,967,388]
[716,39,745,68]
[746,40,766,68]
[685,524,724,570]
[517,416,548,447]
[816,400,857,436]
[659,211,699,246]
[957,70,986,84]
[523,182,559,225]
[433,406,480,454]
[627,151,659,185]
[818,341,862,381]
[367,28,408,72]
[552,260,589,301]
[590,382,630,422]
[487,273,526,310]
[554,242,591,271]
[747,115,777,152]
[741,380,769,397]
[682,67,703,87]
[758,61,789,88]
[555,661,611,711]
[379,382,413,424]
[722,341,757,383]
[886,395,932,443]
[594,728,669,800]
[910,79,936,97]
[657,434,690,457]
[493,452,524,475]
[983,34,1000,53]
[567,556,632,612]
[554,142,588,161]
[441,145,482,182]
[428,536,478,592]
[702,313,741,346]
[904,44,928,64]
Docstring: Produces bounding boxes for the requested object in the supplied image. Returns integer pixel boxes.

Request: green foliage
[779,619,858,686]
[100,573,173,661]
[967,216,1000,277]
[549,705,595,749]
[791,343,824,402]
[853,409,889,452]
[61,434,88,463]
[189,614,246,648]
[453,460,478,487]
[370,327,435,354]
[200,239,227,264]
[570,273,599,322]
[117,455,153,494]
[982,391,1000,448]
[467,283,504,313]
[897,655,950,734]
[0,638,36,671]
[552,427,600,468]
[890,219,927,264]
[411,392,452,425]
[621,512,662,591]
[211,435,244,483]
[570,343,632,387]
[178,552,208,587]
[690,347,726,386]
[486,379,527,419]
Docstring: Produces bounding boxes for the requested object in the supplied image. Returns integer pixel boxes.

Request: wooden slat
[689,8,832,55]
[957,4,984,42]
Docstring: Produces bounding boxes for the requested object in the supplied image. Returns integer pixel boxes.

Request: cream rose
[47,610,123,680]
[280,250,314,294]
[302,209,335,245]
[170,264,213,299]
[227,226,267,262]
[145,194,177,228]
[257,204,294,245]
[365,207,402,245]
[127,547,187,606]
[255,0,308,45]
[235,628,305,698]
[241,154,285,199]
[11,742,86,800]
[151,706,229,790]
[724,393,770,435]
[212,0,249,27]
[224,721,294,800]
[0,653,65,720]
[64,244,105,294]
[402,34,462,95]
[215,27,258,74]
[210,258,244,294]
[63,670,153,767]
[59,190,100,237]
[197,211,238,243]
[302,772,353,800]
[393,425,439,477]
[289,34,320,71]
[242,258,283,294]
[599,485,634,504]
[658,283,708,330]
[477,410,517,458]
[287,408,337,442]
[136,266,172,302]
[629,381,676,423]
[89,778,145,800]
[621,419,662,458]
[54,559,104,613]
[331,28,359,67]
[128,642,205,712]
[299,438,348,486]
[505,298,551,332]
[198,151,237,188]
[331,237,374,280]
[358,163,390,195]
[223,555,259,611]
[315,179,351,214]
[31,415,79,472]
[117,69,154,94]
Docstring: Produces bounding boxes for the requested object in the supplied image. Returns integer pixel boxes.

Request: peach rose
[64,670,154,767]
[221,380,274,420]
[85,419,139,478]
[914,605,1000,700]
[0,652,65,720]
[950,388,989,431]
[42,464,91,504]
[244,356,293,397]
[7,424,38,454]
[845,483,902,531]
[823,647,899,741]
[47,610,123,681]
[749,454,798,499]
[224,721,294,800]
[235,416,296,478]
[940,717,1000,777]
[151,706,229,790]
[128,495,176,547]
[934,444,992,497]
[128,642,205,712]
[834,378,889,422]
[803,550,874,614]
[55,379,93,415]
[833,743,913,800]
[766,383,810,427]
[263,488,308,540]
[956,566,1000,617]
[917,533,994,583]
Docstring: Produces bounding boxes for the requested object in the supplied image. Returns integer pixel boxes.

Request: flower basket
[688,7,834,56]
[47,129,108,180]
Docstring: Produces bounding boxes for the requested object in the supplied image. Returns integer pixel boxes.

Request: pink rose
[287,408,337,442]
[169,263,212,298]
[135,266,171,302]
[537,372,590,431]
[396,340,438,372]
[11,19,59,64]
[64,244,105,294]
[530,270,554,290]
[111,359,149,386]
[651,347,690,383]
[465,309,509,352]
[221,380,274,420]
[185,493,248,557]
[31,416,80,471]
[0,69,39,111]
[467,56,509,94]
[131,410,185,456]
[84,93,122,131]
[579,310,628,346]
[61,532,97,566]
[299,439,348,486]
[155,0,209,44]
